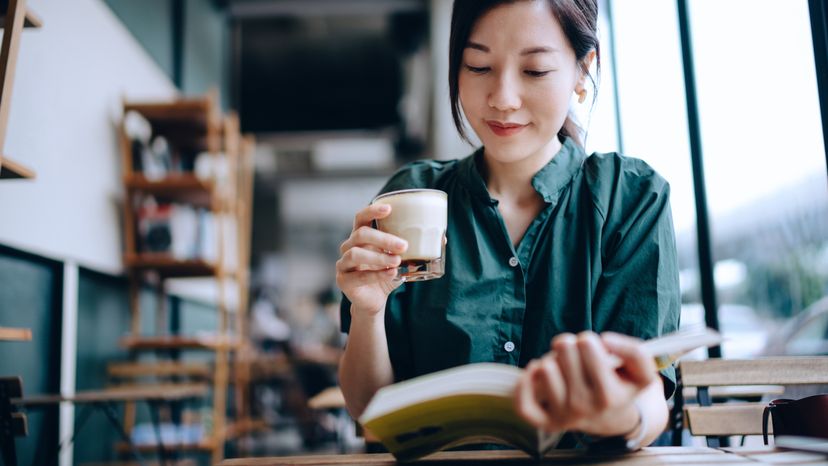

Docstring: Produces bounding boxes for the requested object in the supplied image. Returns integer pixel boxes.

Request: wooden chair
[680,356,828,447]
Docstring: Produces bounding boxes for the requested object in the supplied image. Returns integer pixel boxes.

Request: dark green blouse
[341,137,680,397]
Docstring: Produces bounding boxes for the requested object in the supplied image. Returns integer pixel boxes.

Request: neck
[483,137,563,200]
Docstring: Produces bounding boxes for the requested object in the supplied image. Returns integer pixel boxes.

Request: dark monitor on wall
[238,16,405,134]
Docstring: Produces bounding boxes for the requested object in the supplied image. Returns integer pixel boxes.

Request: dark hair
[448,0,600,147]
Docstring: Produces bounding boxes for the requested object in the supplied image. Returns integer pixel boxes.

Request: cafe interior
[0,0,827,465]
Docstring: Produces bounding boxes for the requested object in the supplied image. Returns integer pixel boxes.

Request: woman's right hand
[336,203,408,317]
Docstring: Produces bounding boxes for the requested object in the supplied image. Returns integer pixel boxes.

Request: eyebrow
[466,41,559,56]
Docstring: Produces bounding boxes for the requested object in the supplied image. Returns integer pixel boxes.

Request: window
[689,0,827,357]
[610,0,827,358]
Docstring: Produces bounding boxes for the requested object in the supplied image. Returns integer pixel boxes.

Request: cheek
[458,79,488,130]
[527,85,572,122]
[458,75,477,110]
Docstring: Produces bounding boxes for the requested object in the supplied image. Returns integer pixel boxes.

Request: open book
[359,327,723,461]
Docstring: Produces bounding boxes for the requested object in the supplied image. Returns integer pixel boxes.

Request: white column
[59,261,78,466]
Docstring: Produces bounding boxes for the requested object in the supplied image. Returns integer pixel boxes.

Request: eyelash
[463,65,552,77]
[464,65,490,74]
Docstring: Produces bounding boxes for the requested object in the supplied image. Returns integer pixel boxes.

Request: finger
[601,332,657,388]
[343,226,408,255]
[552,333,591,416]
[537,355,567,427]
[353,203,392,231]
[337,247,401,273]
[338,268,399,289]
[513,361,550,429]
[577,332,619,411]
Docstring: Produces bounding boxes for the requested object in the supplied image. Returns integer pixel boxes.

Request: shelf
[0,326,31,341]
[124,253,218,278]
[123,98,219,133]
[120,335,240,352]
[224,418,268,439]
[107,362,212,379]
[125,174,214,208]
[0,156,35,179]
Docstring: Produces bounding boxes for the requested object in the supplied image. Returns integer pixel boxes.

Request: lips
[486,120,528,137]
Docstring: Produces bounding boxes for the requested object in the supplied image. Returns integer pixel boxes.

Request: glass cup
[371,189,447,282]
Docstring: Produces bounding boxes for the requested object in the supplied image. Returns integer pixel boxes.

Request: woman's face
[459,1,586,165]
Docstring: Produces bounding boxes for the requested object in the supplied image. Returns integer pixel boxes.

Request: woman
[335,0,679,450]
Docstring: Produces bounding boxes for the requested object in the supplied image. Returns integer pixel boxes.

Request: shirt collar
[460,136,586,205]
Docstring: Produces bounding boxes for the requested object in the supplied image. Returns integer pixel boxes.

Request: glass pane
[690,0,828,358]
[611,0,703,344]
[579,0,619,155]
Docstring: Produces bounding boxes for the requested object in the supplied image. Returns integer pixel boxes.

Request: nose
[488,71,521,112]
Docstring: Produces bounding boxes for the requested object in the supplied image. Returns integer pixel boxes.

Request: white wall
[0,0,177,274]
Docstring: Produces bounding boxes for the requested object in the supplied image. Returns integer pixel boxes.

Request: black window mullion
[676,0,721,357]
[809,0,828,176]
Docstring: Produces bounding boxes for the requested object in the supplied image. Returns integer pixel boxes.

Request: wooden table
[220,446,828,465]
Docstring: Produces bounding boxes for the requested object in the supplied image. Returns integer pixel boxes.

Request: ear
[576,49,597,90]
[574,50,596,104]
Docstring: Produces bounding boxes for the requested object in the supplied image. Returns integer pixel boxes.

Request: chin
[481,139,542,163]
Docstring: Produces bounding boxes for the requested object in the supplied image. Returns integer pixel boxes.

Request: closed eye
[464,64,490,74]
[525,70,553,77]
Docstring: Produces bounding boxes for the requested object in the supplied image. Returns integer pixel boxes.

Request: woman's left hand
[513,331,657,436]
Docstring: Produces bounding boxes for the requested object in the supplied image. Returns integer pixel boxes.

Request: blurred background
[0,0,825,464]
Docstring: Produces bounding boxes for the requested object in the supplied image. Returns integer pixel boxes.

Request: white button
[508,257,519,267]
[504,341,515,352]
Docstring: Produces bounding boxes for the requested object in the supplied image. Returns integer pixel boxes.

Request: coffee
[372,189,447,282]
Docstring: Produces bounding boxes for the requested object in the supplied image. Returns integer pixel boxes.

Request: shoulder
[582,152,670,219]
[380,158,463,194]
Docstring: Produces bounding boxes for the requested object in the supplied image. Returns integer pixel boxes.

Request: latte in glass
[372,189,447,282]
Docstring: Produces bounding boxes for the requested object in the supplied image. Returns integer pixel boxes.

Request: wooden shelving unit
[0,0,40,182]
[0,4,40,463]
[116,91,255,464]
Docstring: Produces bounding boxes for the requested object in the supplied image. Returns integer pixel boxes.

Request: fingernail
[396,240,408,251]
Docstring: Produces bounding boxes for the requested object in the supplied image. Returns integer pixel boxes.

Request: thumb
[601,332,657,389]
